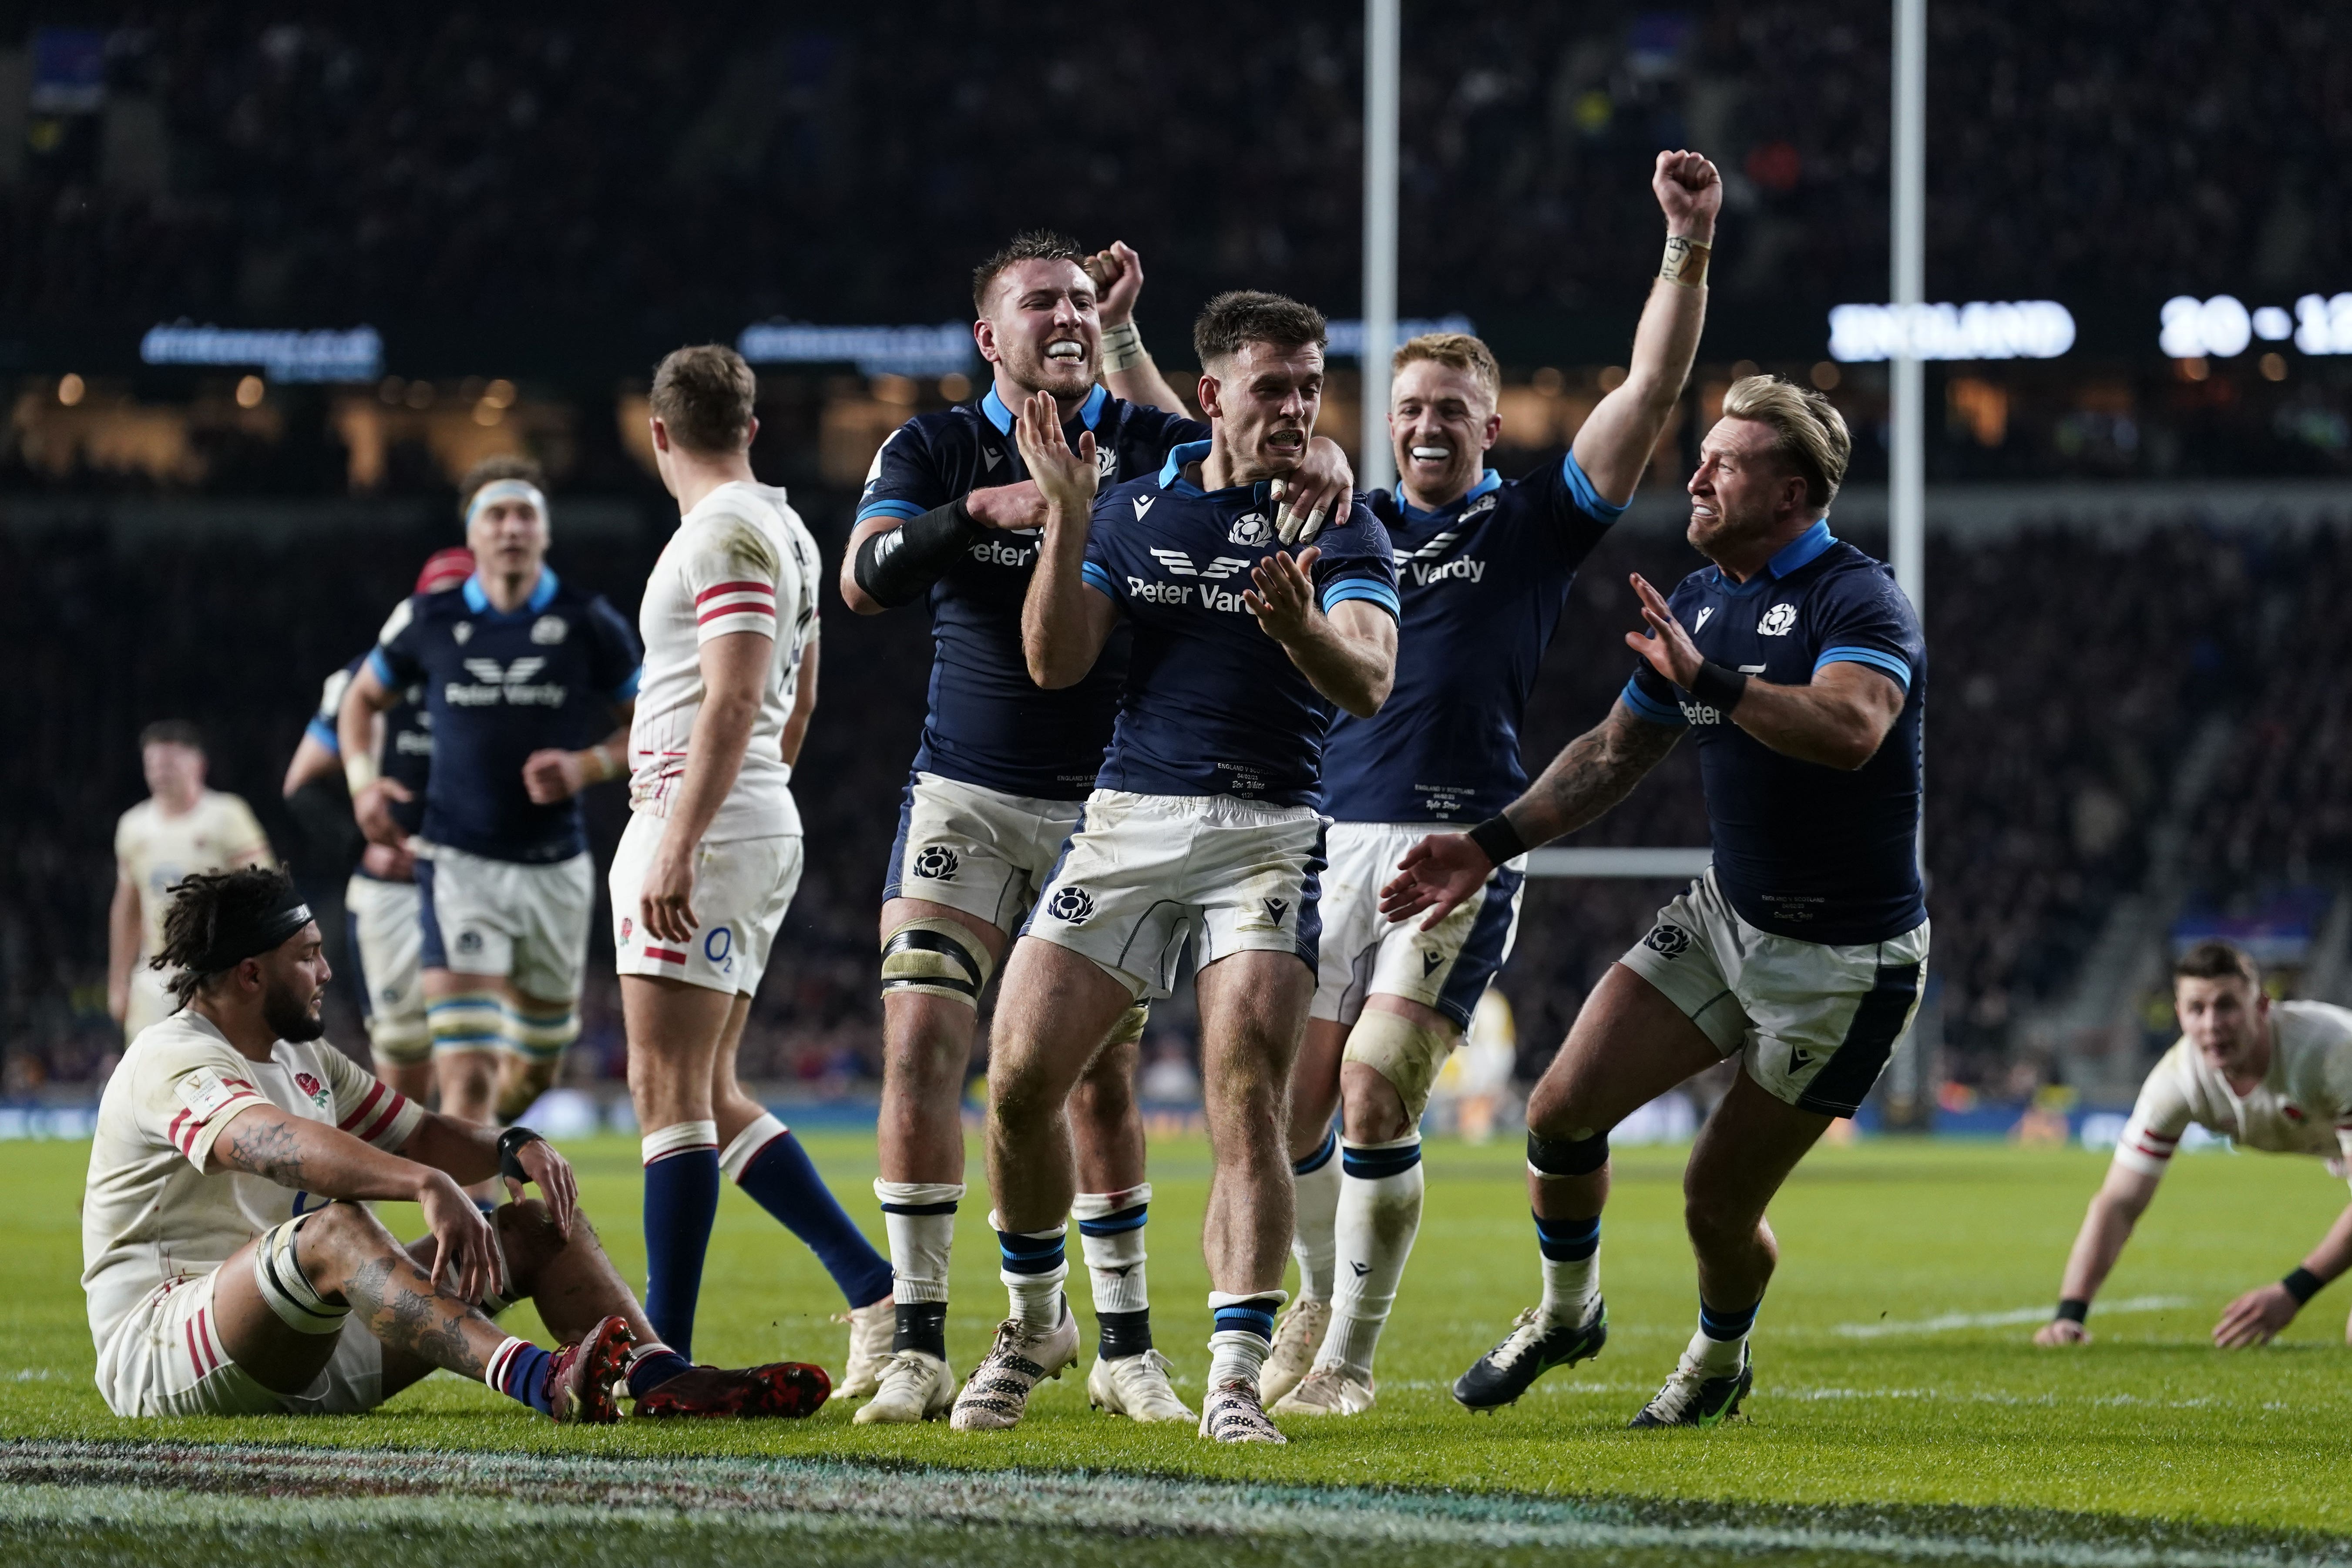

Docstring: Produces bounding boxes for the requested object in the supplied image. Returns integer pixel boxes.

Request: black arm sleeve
[853,499,984,608]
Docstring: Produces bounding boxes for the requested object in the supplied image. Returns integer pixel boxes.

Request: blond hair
[1720,375,1851,509]
[1391,332,1500,407]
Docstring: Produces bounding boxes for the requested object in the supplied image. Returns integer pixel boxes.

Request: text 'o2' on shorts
[1021,789,1327,1001]
[610,811,802,997]
[94,1262,384,1418]
[1617,868,1930,1119]
[880,771,1086,934]
[415,842,595,1004]
[1310,820,1527,1030]
[345,872,427,1062]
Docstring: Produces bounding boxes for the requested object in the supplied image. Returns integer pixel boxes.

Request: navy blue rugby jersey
[1078,440,1401,807]
[312,652,433,867]
[1322,452,1626,823]
[370,570,641,864]
[1620,521,1925,945]
[857,383,1208,800]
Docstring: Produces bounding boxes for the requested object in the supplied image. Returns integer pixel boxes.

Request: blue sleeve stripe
[1080,561,1119,599]
[855,499,926,524]
[1323,580,1401,618]
[1620,675,1687,727]
[1815,645,1912,690]
[612,664,643,701]
[1561,450,1633,522]
[305,717,340,755]
[366,647,395,686]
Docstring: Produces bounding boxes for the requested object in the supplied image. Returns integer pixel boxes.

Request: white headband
[467,479,548,528]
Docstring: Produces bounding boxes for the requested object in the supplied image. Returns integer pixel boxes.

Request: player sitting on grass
[2036,940,2352,1350]
[81,865,828,1421]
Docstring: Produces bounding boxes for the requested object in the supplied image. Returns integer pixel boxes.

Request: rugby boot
[1629,1345,1752,1428]
[852,1348,957,1425]
[1197,1377,1287,1444]
[1451,1298,1608,1410]
[1256,1295,1329,1405]
[948,1305,1080,1431]
[634,1360,831,1418]
[832,1298,896,1400]
[545,1315,634,1424]
[1270,1364,1376,1417]
[1087,1348,1195,1422]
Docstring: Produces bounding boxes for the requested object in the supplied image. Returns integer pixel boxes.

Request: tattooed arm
[1380,701,1682,927]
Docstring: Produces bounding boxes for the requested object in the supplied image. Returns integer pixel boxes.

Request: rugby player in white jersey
[110,720,274,1042]
[610,344,899,1402]
[2036,941,2352,1349]
[84,865,827,1420]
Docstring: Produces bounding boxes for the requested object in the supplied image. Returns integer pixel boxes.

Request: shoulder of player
[2275,999,2352,1063]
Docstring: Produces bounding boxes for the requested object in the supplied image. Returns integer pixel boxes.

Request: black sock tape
[1527,1130,1609,1176]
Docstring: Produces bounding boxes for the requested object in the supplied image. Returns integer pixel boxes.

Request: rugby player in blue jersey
[1265,152,1721,1417]
[1384,375,1926,1428]
[838,235,1353,1424]
[961,293,1399,1443]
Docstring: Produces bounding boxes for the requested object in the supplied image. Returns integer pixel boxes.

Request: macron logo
[1133,495,1156,520]
[981,447,1005,472]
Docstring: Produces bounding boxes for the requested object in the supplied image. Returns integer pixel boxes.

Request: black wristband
[1688,661,1749,713]
[2282,1266,2325,1306]
[1465,814,1529,868]
[2054,1297,2089,1324]
[853,497,983,608]
[497,1126,545,1184]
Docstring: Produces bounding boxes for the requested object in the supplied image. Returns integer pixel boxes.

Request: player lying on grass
[81,865,828,1421]
[1384,375,1927,1428]
[2036,940,2352,1350]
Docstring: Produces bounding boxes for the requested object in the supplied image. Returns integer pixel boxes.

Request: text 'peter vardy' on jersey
[372,570,641,864]
[1078,441,1400,807]
[1321,450,1629,825]
[1620,520,1926,946]
[855,385,1208,801]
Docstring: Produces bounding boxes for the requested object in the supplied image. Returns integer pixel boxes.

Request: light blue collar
[461,567,559,617]
[1158,439,1213,494]
[981,382,1107,435]
[1764,518,1835,578]
[1398,467,1501,523]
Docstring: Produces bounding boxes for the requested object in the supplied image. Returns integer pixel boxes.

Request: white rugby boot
[851,1348,957,1425]
[1270,1364,1376,1417]
[1255,1296,1329,1405]
[1087,1349,1195,1422]
[1197,1377,1287,1444]
[948,1306,1081,1431]
[831,1299,897,1401]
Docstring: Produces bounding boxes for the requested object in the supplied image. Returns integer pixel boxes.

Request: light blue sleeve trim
[1814,645,1912,690]
[610,663,643,702]
[305,717,340,756]
[1620,675,1687,727]
[854,499,926,524]
[1323,580,1401,618]
[1561,450,1633,522]
[366,647,396,686]
[1081,561,1120,600]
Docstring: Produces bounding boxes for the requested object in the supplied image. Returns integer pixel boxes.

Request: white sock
[1534,1212,1601,1326]
[1689,1302,1756,1377]
[1072,1184,1150,1316]
[991,1210,1068,1331]
[1317,1136,1423,1379]
[874,1180,963,1306]
[1206,1290,1285,1387]
[1289,1128,1341,1303]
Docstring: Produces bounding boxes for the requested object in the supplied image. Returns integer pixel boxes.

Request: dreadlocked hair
[153,865,299,1007]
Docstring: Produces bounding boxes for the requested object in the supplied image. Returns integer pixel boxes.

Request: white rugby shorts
[1022,789,1326,1001]
[345,873,427,1063]
[1310,821,1527,1029]
[881,771,1086,933]
[415,843,594,1004]
[610,810,802,996]
[94,1259,383,1419]
[1617,868,1930,1119]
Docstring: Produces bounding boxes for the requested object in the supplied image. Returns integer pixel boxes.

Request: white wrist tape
[1100,319,1147,372]
[1660,235,1711,288]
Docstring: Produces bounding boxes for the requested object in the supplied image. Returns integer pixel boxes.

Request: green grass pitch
[4,1130,2350,1565]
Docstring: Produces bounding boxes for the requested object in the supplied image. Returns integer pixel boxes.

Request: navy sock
[734,1128,895,1307]
[1700,1296,1761,1341]
[491,1340,556,1414]
[642,1145,720,1361]
[1292,1126,1338,1176]
[1533,1212,1600,1261]
[626,1347,696,1398]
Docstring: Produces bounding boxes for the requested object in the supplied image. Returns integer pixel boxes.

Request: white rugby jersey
[82,1010,422,1351]
[628,480,821,843]
[2113,1000,2352,1180]
[114,792,273,957]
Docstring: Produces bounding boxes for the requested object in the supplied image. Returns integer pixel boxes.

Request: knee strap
[1341,1011,1458,1125]
[368,1016,433,1065]
[1101,1001,1149,1050]
[504,1002,578,1063]
[1527,1130,1609,1177]
[880,917,994,1007]
[427,991,504,1054]
[252,1211,350,1335]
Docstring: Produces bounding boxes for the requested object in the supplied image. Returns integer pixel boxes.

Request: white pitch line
[1834,1296,2193,1339]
